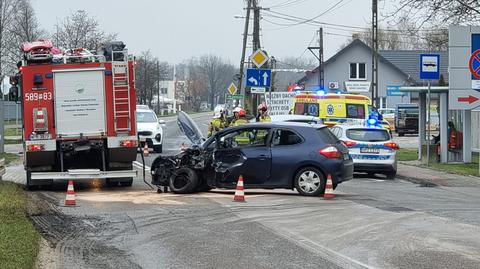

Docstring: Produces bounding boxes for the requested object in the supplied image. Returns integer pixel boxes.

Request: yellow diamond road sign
[227,83,238,95]
[250,49,268,68]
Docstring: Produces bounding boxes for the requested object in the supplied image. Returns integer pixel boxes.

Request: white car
[136,106,165,153]
[330,124,398,179]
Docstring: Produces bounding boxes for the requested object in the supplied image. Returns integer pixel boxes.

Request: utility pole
[308,27,324,90]
[156,60,160,115]
[252,0,261,51]
[371,0,379,108]
[244,0,262,115]
[238,0,252,94]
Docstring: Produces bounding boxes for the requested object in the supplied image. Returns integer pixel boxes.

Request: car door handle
[259,154,268,160]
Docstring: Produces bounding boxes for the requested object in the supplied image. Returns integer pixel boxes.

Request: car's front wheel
[169,167,198,194]
[294,167,325,196]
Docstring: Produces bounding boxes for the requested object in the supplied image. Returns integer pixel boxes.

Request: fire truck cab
[10,41,138,189]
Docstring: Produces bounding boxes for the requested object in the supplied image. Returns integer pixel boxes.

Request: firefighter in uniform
[255,103,271,143]
[233,108,250,145]
[256,102,271,122]
[228,106,242,126]
[208,106,226,137]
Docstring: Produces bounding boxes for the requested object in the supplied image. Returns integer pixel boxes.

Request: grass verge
[4,139,22,145]
[1,153,20,165]
[4,128,21,137]
[397,149,418,161]
[398,149,480,177]
[0,182,40,269]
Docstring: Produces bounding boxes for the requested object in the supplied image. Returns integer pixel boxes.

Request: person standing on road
[256,102,271,122]
[228,106,242,126]
[208,107,226,137]
[233,108,250,145]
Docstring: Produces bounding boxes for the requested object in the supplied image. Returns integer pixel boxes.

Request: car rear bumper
[354,163,396,173]
[336,159,354,183]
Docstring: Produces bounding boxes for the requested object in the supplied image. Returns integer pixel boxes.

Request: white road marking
[133,161,151,171]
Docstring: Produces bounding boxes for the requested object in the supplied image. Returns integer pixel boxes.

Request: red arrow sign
[458,95,479,104]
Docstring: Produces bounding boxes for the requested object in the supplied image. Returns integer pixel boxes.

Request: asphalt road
[25,113,480,269]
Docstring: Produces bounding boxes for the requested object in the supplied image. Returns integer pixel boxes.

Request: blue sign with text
[386,85,407,97]
[419,54,440,80]
[246,68,272,87]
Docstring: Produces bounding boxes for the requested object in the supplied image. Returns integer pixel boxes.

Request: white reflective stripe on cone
[235,190,244,196]
[237,181,244,187]
[65,194,75,200]
[68,185,74,191]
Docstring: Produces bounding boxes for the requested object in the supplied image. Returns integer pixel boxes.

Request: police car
[330,121,398,179]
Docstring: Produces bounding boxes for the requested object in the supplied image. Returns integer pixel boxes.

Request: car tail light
[319,146,342,159]
[33,108,48,132]
[27,144,44,152]
[120,140,138,148]
[342,140,357,147]
[384,141,399,150]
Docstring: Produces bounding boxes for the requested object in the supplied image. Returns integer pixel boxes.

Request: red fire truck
[9,41,138,189]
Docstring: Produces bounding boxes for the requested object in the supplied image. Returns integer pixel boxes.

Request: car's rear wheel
[294,167,325,196]
[169,167,198,194]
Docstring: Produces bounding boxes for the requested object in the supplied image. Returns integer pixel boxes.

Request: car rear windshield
[316,127,339,144]
[346,128,390,142]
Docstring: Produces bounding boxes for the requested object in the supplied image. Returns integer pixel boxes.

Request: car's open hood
[177,111,205,145]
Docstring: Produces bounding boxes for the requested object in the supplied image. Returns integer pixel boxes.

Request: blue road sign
[246,68,272,87]
[419,54,440,80]
[386,85,408,97]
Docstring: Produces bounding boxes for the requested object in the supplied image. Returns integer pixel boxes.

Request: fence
[3,101,22,123]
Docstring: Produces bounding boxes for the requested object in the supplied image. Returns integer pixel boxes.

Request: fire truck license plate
[360,147,380,154]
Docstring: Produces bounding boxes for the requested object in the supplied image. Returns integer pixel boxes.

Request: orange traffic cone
[143,144,149,157]
[233,175,246,202]
[65,180,76,206]
[323,175,335,199]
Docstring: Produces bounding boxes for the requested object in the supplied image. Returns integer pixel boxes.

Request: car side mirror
[8,86,19,102]
[158,119,166,125]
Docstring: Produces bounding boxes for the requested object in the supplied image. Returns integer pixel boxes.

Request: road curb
[395,173,440,187]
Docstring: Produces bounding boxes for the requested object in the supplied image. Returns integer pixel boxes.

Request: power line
[266,0,308,9]
[263,9,444,33]
[273,0,345,27]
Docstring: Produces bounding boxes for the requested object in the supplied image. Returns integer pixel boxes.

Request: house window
[349,63,366,80]
[160,88,168,94]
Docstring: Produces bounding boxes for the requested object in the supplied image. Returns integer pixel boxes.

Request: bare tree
[53,10,117,51]
[183,58,208,111]
[389,0,480,25]
[197,55,236,109]
[0,0,20,78]
[4,0,45,74]
[135,51,172,108]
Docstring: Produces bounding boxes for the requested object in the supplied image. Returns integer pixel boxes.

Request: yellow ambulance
[292,92,372,127]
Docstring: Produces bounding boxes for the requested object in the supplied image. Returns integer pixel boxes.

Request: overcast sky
[32,0,394,65]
